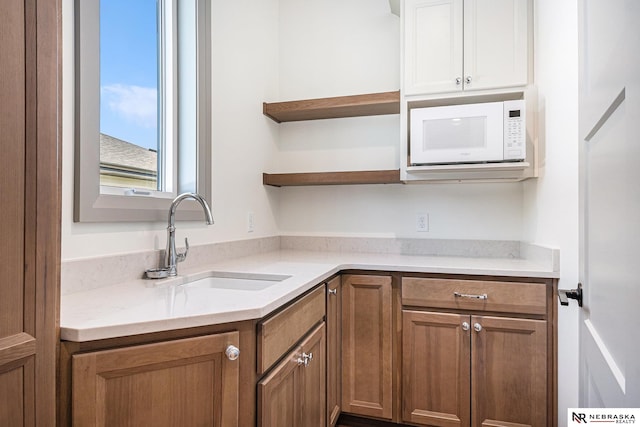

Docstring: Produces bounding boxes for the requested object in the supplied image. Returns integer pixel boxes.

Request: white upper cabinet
[404,0,464,95]
[403,0,530,96]
[463,0,529,91]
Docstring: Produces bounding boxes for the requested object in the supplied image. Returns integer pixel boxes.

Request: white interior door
[578,0,640,407]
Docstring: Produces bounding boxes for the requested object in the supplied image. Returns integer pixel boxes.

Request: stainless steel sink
[182,271,290,291]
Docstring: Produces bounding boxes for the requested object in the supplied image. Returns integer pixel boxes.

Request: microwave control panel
[503,100,526,161]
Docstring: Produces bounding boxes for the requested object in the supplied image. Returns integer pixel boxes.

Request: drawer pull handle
[454,292,488,300]
[297,352,314,367]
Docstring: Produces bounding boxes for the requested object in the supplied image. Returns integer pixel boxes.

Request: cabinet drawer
[257,285,325,374]
[402,277,547,315]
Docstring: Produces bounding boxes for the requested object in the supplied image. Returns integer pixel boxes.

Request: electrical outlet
[416,213,429,232]
[247,211,255,233]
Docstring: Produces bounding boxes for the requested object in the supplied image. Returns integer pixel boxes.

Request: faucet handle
[176,237,189,263]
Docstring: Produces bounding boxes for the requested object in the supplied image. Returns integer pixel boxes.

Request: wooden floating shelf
[263,170,402,187]
[263,90,400,123]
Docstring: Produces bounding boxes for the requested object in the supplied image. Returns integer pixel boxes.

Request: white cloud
[102,84,158,128]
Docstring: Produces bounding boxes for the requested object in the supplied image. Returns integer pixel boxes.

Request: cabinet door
[471,316,547,427]
[341,274,393,420]
[463,0,530,91]
[0,0,59,424]
[258,323,326,427]
[326,277,342,427]
[72,332,240,427]
[402,310,470,427]
[258,344,303,427]
[404,0,463,95]
[300,323,327,427]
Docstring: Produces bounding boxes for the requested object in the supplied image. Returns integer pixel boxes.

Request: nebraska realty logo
[569,408,639,424]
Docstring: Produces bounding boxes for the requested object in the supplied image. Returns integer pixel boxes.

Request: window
[99,0,161,192]
[74,0,211,222]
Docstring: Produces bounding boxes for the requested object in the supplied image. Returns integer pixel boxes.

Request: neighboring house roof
[100,133,157,178]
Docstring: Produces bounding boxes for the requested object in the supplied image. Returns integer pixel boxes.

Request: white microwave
[409,100,526,165]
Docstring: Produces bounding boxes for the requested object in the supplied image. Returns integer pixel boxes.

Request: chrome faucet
[164,192,214,277]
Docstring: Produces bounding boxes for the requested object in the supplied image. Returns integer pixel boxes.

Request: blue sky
[100,0,158,150]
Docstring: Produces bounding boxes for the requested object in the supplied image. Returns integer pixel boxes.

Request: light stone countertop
[60,248,559,342]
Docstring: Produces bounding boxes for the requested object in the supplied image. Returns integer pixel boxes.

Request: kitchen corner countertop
[60,249,559,342]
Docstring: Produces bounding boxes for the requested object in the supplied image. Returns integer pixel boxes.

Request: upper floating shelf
[263,90,400,123]
[263,170,402,187]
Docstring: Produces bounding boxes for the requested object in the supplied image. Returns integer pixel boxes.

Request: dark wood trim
[33,0,62,424]
[263,169,402,187]
[263,90,400,123]
[551,278,559,427]
[326,276,342,427]
[391,272,402,423]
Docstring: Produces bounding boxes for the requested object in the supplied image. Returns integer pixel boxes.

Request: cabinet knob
[225,345,240,361]
[328,288,337,295]
[456,77,462,85]
[461,321,470,331]
[473,323,482,332]
[465,76,472,84]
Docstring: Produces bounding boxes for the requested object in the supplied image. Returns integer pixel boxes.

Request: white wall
[62,0,526,261]
[524,0,580,424]
[277,0,400,100]
[274,0,401,174]
[277,183,524,239]
[274,0,525,239]
[61,0,281,260]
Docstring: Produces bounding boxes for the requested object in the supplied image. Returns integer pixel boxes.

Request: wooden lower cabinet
[326,276,342,427]
[471,315,548,427]
[59,274,554,427]
[341,274,393,420]
[402,311,471,426]
[258,322,326,427]
[257,285,326,375]
[71,331,241,426]
[402,310,548,427]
